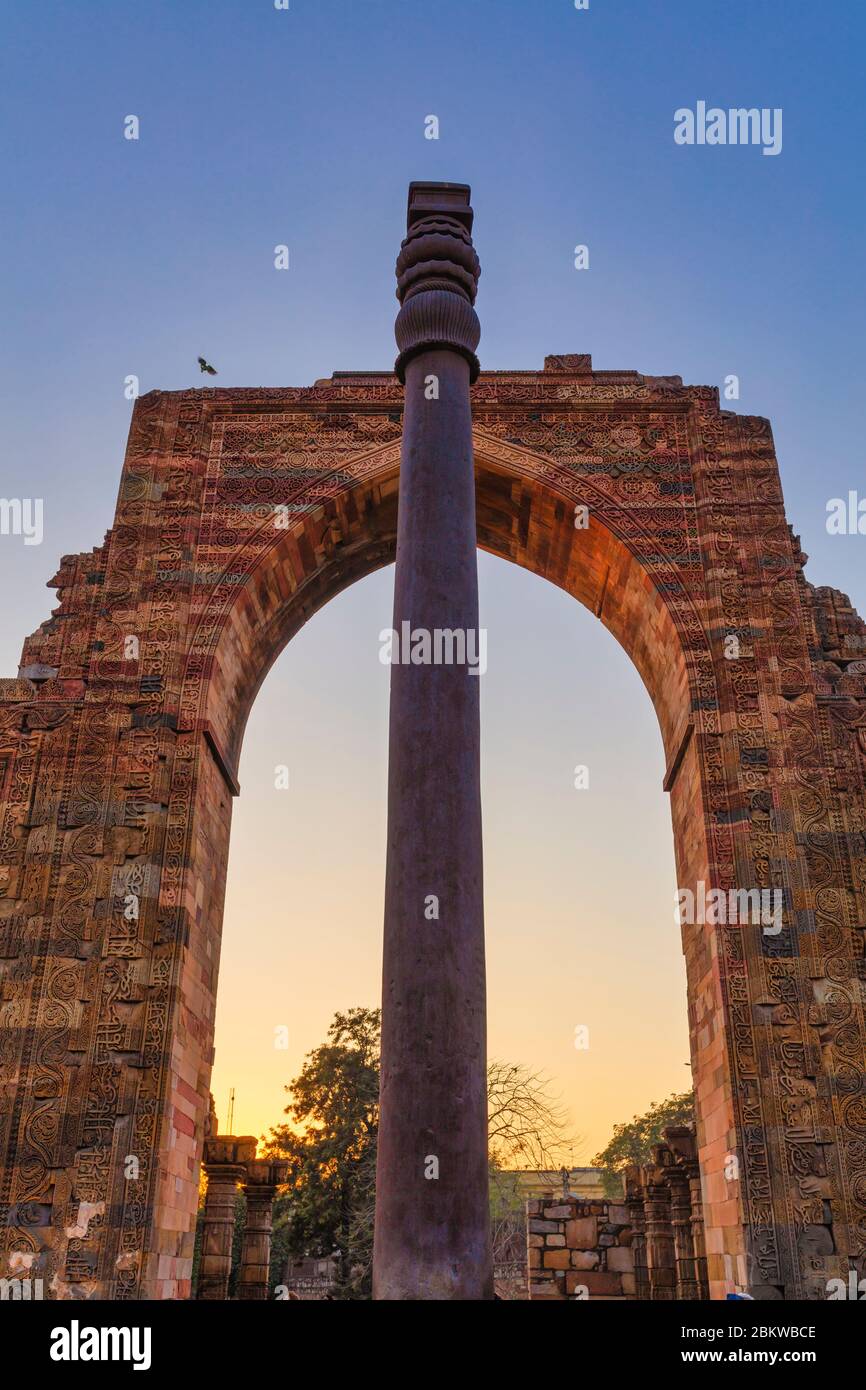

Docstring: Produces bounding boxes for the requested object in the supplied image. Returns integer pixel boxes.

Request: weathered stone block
[583,1271,623,1297]
[607,1246,634,1272]
[566,1216,597,1247]
[543,1249,571,1269]
[529,1281,560,1299]
[571,1250,599,1270]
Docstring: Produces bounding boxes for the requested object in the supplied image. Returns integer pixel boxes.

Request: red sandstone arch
[195,434,731,1294]
[3,367,866,1301]
[205,438,693,774]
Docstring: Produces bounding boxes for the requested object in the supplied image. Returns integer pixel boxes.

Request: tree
[487,1059,573,1170]
[592,1089,695,1197]
[487,1060,577,1271]
[266,1010,577,1297]
[264,1007,380,1298]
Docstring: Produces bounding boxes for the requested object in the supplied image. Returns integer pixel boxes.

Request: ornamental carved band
[1,355,865,1299]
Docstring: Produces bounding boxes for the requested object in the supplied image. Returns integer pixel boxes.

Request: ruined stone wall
[527,1197,634,1300]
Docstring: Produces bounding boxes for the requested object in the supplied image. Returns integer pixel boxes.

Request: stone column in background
[643,1159,678,1301]
[197,1137,256,1300]
[625,1167,650,1301]
[686,1162,710,1300]
[236,1159,288,1300]
[373,182,493,1301]
[665,1163,700,1299]
[662,1124,709,1300]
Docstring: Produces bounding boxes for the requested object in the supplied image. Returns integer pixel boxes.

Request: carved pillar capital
[197,1135,258,1300]
[243,1156,289,1191]
[394,182,481,383]
[201,1161,248,1188]
[203,1135,257,1169]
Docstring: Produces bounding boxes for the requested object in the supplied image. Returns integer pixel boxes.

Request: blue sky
[1,0,863,1146]
[3,0,864,637]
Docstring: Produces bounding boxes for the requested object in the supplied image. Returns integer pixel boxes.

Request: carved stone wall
[1,354,864,1298]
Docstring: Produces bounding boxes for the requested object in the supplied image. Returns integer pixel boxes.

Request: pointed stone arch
[1,361,865,1299]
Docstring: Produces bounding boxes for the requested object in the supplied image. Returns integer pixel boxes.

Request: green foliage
[264,1007,380,1299]
[488,1163,523,1220]
[592,1089,695,1198]
[262,1007,576,1298]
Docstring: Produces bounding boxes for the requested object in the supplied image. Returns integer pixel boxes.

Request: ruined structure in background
[528,1195,636,1300]
[624,1127,710,1301]
[1,184,866,1298]
[529,1127,709,1300]
[196,1136,287,1301]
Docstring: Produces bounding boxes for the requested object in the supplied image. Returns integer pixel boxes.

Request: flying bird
[197,356,218,376]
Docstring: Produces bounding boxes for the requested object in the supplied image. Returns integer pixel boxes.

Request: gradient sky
[2,1,864,1158]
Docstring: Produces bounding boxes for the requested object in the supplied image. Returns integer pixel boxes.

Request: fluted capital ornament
[394,182,481,382]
